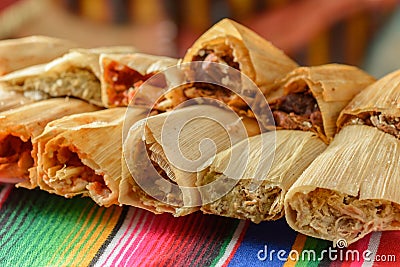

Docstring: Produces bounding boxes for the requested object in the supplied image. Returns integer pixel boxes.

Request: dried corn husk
[0,89,34,112]
[0,98,99,182]
[0,36,78,76]
[199,130,326,223]
[0,47,136,106]
[285,125,400,245]
[338,69,400,129]
[100,53,178,107]
[120,104,254,216]
[183,18,298,94]
[28,108,146,206]
[266,64,375,143]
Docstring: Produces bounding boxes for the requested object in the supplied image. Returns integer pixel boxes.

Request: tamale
[0,47,136,106]
[199,130,326,223]
[29,108,146,207]
[265,64,375,143]
[100,53,178,107]
[120,104,254,216]
[0,36,78,76]
[285,125,400,245]
[182,18,298,94]
[0,98,99,183]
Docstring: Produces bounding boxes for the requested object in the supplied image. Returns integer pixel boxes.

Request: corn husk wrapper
[337,69,400,128]
[0,47,136,106]
[182,18,298,94]
[120,104,254,216]
[285,125,400,245]
[0,36,78,76]
[0,98,99,183]
[199,130,326,223]
[266,64,375,143]
[28,108,146,207]
[0,89,34,113]
[100,53,178,107]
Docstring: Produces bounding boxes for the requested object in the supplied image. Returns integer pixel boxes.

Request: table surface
[0,183,398,267]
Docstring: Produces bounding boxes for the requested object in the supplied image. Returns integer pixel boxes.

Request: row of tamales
[0,38,176,199]
[5,101,253,211]
[0,19,385,243]
[119,19,375,221]
[285,70,400,245]
[0,47,136,106]
[0,38,106,184]
[0,44,178,107]
[119,19,374,221]
[121,104,255,216]
[6,18,297,211]
[197,64,375,223]
[119,18,299,216]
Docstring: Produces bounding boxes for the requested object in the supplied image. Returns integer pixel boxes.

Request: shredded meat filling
[153,82,254,120]
[45,146,109,197]
[201,173,284,223]
[288,188,400,241]
[344,112,400,139]
[153,48,255,121]
[269,90,323,133]
[21,68,101,103]
[192,49,240,70]
[190,49,242,91]
[0,135,33,178]
[104,61,160,106]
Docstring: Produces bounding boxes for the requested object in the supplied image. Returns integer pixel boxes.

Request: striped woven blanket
[0,183,398,266]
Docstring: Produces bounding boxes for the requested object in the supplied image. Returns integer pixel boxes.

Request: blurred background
[0,0,399,77]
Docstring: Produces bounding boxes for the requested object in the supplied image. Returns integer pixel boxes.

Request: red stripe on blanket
[111,212,238,266]
[144,214,187,265]
[172,214,208,266]
[347,233,371,267]
[122,214,157,265]
[375,231,400,265]
[138,213,202,266]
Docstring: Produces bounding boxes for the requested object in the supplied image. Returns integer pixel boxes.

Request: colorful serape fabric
[0,183,399,266]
